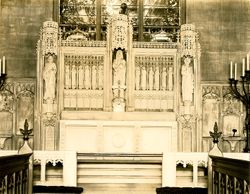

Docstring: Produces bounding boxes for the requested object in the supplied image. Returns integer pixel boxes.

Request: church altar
[59,119,177,153]
[35,11,202,152]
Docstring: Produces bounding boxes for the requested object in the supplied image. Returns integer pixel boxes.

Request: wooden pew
[0,153,32,194]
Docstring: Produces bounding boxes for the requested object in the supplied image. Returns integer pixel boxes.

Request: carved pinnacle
[20,119,33,141]
[209,122,222,143]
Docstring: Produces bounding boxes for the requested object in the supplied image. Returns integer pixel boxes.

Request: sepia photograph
[0,0,249,193]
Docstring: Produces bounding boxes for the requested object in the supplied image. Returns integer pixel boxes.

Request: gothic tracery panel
[64,54,104,110]
[134,55,174,111]
[0,80,35,150]
[201,84,245,152]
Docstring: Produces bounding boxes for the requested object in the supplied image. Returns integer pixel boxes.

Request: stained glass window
[59,0,182,42]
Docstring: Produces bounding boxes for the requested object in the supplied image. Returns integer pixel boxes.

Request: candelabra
[229,70,250,152]
[0,73,6,90]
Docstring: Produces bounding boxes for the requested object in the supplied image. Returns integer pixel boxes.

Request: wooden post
[18,119,33,194]
[208,122,223,194]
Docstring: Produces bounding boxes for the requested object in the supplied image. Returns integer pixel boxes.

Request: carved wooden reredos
[36,17,201,150]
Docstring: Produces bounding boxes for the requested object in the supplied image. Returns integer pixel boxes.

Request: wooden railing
[0,153,32,194]
[210,155,250,194]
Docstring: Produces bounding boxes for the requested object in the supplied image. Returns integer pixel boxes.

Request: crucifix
[112,80,126,99]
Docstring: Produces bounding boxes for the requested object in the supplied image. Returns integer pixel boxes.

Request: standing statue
[78,65,84,89]
[84,64,91,89]
[162,66,167,90]
[92,64,97,90]
[154,65,160,90]
[181,57,194,103]
[168,66,173,91]
[43,54,57,102]
[98,65,103,90]
[71,64,77,89]
[135,66,140,90]
[141,66,147,90]
[65,65,71,89]
[113,50,126,91]
[112,49,127,112]
[148,66,154,90]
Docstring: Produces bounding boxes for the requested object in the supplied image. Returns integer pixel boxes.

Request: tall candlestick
[2,56,5,74]
[230,61,233,78]
[247,54,249,70]
[234,63,237,80]
[242,58,245,76]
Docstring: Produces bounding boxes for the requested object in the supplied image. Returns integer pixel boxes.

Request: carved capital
[42,113,57,127]
[177,114,197,129]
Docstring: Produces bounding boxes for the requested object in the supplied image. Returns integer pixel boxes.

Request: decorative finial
[20,119,33,141]
[119,3,128,15]
[209,122,222,143]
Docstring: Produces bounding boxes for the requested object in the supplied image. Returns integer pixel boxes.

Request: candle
[230,61,233,78]
[234,63,237,80]
[2,56,5,74]
[247,54,249,70]
[242,58,245,76]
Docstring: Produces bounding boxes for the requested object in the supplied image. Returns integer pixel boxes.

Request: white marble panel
[60,120,177,153]
[102,126,135,153]
[60,121,99,152]
[140,126,174,153]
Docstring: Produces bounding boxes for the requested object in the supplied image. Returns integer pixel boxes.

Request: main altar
[33,12,204,191]
[36,9,201,153]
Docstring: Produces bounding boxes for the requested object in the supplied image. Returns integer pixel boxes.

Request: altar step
[77,153,162,194]
[33,153,207,193]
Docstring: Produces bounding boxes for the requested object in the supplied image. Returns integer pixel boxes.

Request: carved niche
[37,21,59,150]
[0,85,14,149]
[201,84,245,152]
[107,9,133,112]
[0,80,35,150]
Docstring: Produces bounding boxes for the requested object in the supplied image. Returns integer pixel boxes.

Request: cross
[113,80,126,99]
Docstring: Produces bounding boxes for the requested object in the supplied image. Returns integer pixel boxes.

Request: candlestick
[234,63,237,80]
[242,58,245,76]
[230,61,233,78]
[2,56,5,74]
[0,57,6,90]
[247,54,249,70]
[229,58,250,153]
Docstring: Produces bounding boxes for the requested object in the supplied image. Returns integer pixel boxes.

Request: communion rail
[210,155,250,194]
[0,150,249,192]
[0,153,32,194]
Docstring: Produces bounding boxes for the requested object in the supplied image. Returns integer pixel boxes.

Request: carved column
[177,24,201,151]
[37,21,59,150]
